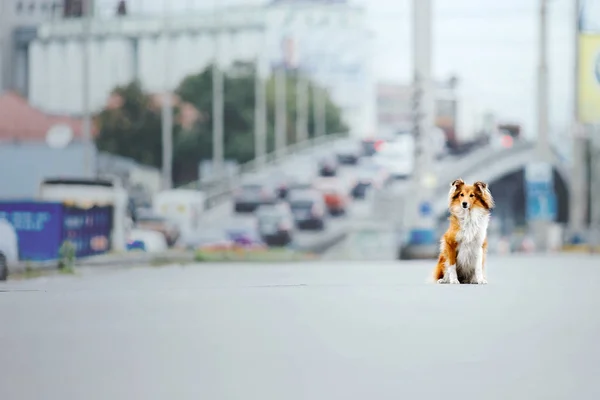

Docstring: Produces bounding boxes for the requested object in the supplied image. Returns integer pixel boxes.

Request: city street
[1,253,599,400]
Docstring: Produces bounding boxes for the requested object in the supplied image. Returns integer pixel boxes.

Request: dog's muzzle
[462,202,468,209]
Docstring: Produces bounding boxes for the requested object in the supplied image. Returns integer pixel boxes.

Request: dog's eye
[460,194,464,197]
[470,194,474,198]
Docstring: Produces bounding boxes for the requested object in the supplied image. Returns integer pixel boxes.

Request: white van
[152,190,206,242]
[372,136,415,179]
[38,178,129,252]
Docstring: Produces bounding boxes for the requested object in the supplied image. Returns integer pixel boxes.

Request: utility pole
[274,64,287,159]
[81,0,94,177]
[254,42,267,168]
[530,0,553,252]
[212,3,224,179]
[296,71,309,144]
[569,0,587,244]
[402,0,436,259]
[312,84,326,138]
[537,0,550,163]
[161,0,173,190]
[591,126,600,251]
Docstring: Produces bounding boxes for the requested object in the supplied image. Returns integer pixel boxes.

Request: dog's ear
[451,178,465,188]
[448,178,464,202]
[474,181,495,209]
[474,181,487,191]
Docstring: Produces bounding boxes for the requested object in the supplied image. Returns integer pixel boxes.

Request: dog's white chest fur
[455,208,489,272]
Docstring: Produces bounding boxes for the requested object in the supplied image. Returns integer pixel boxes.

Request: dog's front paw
[437,278,447,284]
[473,277,488,285]
[448,277,460,285]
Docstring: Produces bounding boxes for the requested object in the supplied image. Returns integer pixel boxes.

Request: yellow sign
[578,34,600,124]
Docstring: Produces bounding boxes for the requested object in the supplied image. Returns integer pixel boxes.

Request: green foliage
[95,81,165,168]
[95,64,347,186]
[58,240,76,273]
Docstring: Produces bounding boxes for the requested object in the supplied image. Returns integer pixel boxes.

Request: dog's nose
[462,202,468,208]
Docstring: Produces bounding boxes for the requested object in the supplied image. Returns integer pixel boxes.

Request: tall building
[0,0,64,95]
[25,0,375,136]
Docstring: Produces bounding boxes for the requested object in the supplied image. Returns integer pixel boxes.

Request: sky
[95,0,582,139]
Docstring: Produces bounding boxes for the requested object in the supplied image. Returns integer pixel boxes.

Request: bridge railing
[180,132,348,210]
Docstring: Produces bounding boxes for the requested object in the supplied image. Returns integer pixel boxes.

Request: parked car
[335,140,362,165]
[313,177,350,216]
[135,210,181,247]
[0,218,18,281]
[287,190,327,231]
[318,154,338,177]
[233,182,279,212]
[256,203,295,247]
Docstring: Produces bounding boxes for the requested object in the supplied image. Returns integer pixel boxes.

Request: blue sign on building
[525,162,557,221]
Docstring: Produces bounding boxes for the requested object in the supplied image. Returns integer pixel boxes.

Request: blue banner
[0,201,113,261]
[0,201,64,261]
[62,205,112,258]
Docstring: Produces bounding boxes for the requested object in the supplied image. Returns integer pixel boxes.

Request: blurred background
[0,0,599,277]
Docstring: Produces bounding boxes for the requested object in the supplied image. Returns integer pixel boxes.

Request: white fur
[455,207,489,284]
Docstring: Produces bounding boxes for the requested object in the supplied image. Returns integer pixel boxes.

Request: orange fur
[433,179,494,284]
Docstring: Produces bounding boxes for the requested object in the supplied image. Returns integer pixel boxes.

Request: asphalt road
[2,253,600,400]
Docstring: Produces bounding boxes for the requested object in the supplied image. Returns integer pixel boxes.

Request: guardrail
[181,132,348,210]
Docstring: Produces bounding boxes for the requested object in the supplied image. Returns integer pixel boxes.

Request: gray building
[0,141,97,199]
[0,0,63,95]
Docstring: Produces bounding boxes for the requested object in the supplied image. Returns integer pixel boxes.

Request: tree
[95,64,348,186]
[94,81,166,168]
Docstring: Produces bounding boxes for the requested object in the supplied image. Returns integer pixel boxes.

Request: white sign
[45,124,74,149]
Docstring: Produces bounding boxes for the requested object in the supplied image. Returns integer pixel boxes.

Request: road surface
[2,253,599,400]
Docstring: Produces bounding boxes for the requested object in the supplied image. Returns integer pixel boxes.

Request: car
[350,167,376,199]
[286,181,315,198]
[360,138,386,157]
[267,171,297,199]
[255,203,295,247]
[233,182,279,212]
[287,190,327,231]
[313,177,350,216]
[135,209,181,247]
[372,138,415,179]
[350,160,391,199]
[0,218,18,281]
[335,140,362,165]
[318,154,338,177]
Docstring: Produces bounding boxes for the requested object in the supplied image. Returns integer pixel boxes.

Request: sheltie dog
[433,179,495,284]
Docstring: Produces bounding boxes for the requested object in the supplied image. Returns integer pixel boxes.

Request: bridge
[371,139,572,232]
[430,140,571,223]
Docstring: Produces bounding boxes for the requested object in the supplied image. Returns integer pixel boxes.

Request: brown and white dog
[433,179,495,284]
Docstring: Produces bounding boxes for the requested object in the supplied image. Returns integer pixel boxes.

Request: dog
[433,179,495,285]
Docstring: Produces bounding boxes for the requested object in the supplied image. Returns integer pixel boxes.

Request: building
[0,0,65,95]
[0,91,98,198]
[376,79,480,145]
[24,0,375,136]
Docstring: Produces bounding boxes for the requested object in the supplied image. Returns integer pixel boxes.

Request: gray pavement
[2,253,600,400]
